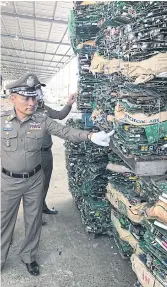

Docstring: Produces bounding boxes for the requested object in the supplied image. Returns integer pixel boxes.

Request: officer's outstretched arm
[44,104,71,120]
[46,117,114,146]
[46,116,89,142]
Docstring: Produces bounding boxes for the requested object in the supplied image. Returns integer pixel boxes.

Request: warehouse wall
[46,57,78,104]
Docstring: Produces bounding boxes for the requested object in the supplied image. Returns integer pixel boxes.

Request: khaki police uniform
[40,104,72,211]
[1,74,89,267]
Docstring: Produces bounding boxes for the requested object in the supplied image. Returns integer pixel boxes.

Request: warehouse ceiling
[1,1,73,83]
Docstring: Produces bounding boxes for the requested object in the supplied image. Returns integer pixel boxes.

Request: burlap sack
[110,103,167,126]
[107,183,147,223]
[90,52,167,84]
[81,1,97,5]
[90,53,108,74]
[145,200,167,224]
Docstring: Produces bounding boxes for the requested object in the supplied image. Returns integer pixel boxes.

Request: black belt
[2,164,41,179]
[41,147,51,151]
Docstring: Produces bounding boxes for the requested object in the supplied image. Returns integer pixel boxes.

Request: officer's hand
[67,93,77,106]
[88,130,115,146]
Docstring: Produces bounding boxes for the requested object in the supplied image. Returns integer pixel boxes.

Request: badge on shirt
[3,121,13,131]
[29,122,42,130]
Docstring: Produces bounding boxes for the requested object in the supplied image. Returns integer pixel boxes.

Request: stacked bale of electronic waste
[89,1,167,286]
[66,1,114,235]
[89,0,146,257]
[105,151,146,259]
[68,1,102,112]
[130,178,167,287]
[67,2,167,284]
[106,149,167,283]
[65,118,112,235]
[90,1,140,125]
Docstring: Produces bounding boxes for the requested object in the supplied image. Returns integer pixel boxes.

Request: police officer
[1,73,114,276]
[37,91,76,215]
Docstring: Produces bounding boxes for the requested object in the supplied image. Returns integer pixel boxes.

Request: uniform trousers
[1,169,44,267]
[41,149,53,211]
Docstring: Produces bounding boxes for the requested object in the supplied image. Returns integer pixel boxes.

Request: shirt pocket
[1,130,18,152]
[26,132,43,152]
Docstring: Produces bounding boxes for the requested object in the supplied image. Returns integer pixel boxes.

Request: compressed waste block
[95,2,143,60]
[65,118,112,235]
[90,52,167,84]
[110,209,143,259]
[137,220,167,287]
[80,196,112,234]
[68,2,104,112]
[68,3,101,53]
[77,45,97,112]
[145,200,167,224]
[106,182,147,224]
[131,253,165,287]
[121,1,167,62]
[94,2,167,62]
[140,177,167,204]
[111,121,167,157]
[89,1,167,174]
[91,2,167,283]
[67,2,167,284]
[72,2,102,45]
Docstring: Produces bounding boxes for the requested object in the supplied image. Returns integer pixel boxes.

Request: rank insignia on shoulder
[1,112,9,117]
[34,112,45,117]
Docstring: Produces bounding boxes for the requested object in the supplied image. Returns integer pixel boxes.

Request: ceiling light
[14,35,20,41]
[0,2,10,6]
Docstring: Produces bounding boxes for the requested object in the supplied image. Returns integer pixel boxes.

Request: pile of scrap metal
[65,119,112,235]
[106,150,167,287]
[131,218,167,287]
[66,2,114,235]
[67,1,167,285]
[92,1,167,286]
[95,1,142,59]
[77,45,97,112]
[68,2,103,112]
[106,153,146,258]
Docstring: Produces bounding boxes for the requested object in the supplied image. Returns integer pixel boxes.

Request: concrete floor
[1,136,136,287]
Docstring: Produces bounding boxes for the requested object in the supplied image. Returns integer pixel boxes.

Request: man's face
[11,93,37,116]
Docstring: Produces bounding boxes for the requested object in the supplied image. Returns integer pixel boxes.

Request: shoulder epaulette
[1,110,10,117]
[33,109,47,119]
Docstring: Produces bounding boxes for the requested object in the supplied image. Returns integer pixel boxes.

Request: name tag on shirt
[3,127,13,131]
